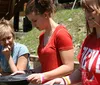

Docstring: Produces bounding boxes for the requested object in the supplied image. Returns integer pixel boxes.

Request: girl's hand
[43,78,65,85]
[11,71,25,76]
[26,73,43,84]
[2,45,11,58]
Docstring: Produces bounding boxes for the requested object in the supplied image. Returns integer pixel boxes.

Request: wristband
[62,77,66,85]
[63,76,71,85]
[40,73,45,83]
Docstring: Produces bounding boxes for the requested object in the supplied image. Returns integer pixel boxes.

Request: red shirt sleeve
[55,27,73,51]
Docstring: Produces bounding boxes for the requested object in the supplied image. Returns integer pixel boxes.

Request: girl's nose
[5,39,9,44]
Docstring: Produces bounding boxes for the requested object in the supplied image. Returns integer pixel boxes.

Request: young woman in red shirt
[25,0,74,84]
[44,0,100,85]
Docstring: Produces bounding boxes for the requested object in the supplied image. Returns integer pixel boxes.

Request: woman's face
[27,12,48,31]
[84,0,100,29]
[85,8,100,29]
[0,32,14,49]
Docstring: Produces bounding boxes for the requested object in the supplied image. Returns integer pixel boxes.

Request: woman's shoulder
[14,42,28,49]
[55,25,72,38]
[82,33,95,46]
[85,33,95,40]
[13,42,29,54]
[55,25,69,33]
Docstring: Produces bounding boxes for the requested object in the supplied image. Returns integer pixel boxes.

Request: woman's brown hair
[25,0,54,16]
[80,0,100,35]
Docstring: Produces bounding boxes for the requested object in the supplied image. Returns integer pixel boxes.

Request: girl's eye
[32,20,37,22]
[88,17,95,20]
[1,38,5,42]
[34,20,37,22]
[7,36,11,40]
[0,36,12,42]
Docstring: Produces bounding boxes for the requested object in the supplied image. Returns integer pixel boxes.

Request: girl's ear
[43,12,49,18]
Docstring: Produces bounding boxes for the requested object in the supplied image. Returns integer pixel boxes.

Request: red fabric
[38,25,73,72]
[77,33,100,85]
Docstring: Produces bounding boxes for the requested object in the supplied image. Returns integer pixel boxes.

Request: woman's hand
[11,71,25,75]
[26,73,43,84]
[2,45,11,59]
[43,78,65,85]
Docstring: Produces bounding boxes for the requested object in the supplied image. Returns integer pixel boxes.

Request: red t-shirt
[77,33,100,85]
[38,25,73,72]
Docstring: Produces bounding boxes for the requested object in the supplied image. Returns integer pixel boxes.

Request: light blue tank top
[0,42,30,72]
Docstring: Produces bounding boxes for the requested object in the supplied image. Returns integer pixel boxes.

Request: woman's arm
[2,45,18,72]
[7,56,18,72]
[2,44,29,73]
[16,54,28,70]
[27,49,74,84]
[43,67,82,85]
[8,54,29,72]
[43,49,74,80]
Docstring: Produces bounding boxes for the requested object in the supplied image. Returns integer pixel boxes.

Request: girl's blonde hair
[80,0,100,35]
[0,19,15,40]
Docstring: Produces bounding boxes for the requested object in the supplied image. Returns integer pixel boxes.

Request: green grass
[16,8,86,61]
[16,28,40,55]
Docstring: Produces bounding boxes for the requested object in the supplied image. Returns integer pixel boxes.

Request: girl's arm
[27,49,74,84]
[43,49,74,81]
[7,54,28,72]
[16,54,28,70]
[44,67,82,85]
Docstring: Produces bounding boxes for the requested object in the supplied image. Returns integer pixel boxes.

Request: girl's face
[85,8,100,29]
[84,0,100,29]
[0,32,14,49]
[27,12,48,31]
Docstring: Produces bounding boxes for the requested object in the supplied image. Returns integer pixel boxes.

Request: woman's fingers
[11,71,25,75]
[43,78,64,85]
